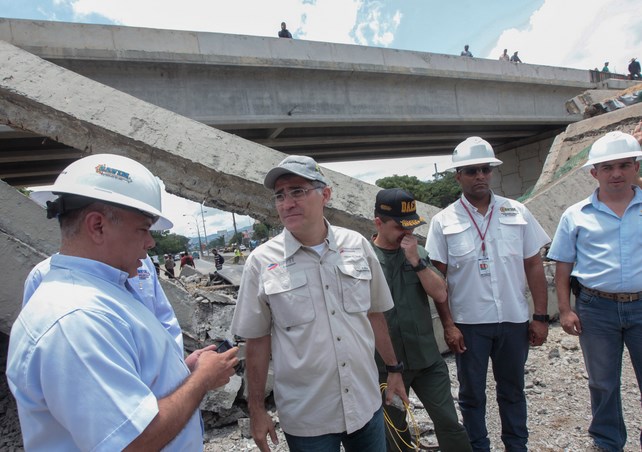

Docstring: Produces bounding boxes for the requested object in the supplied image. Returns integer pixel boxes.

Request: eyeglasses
[272,187,322,204]
[458,166,493,176]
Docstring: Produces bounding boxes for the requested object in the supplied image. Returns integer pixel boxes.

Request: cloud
[487,0,641,72]
[70,0,362,43]
[352,1,402,47]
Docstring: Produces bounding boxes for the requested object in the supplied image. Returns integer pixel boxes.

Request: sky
[3,0,641,237]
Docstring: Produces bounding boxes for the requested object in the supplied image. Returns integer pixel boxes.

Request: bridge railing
[588,70,629,83]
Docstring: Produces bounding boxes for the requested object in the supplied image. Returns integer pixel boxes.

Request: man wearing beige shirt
[231,155,407,452]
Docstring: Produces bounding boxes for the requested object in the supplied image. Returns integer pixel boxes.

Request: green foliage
[211,236,225,249]
[150,231,190,257]
[252,222,270,241]
[228,232,244,246]
[375,172,461,208]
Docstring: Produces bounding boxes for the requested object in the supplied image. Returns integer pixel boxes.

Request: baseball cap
[375,188,426,230]
[264,155,330,189]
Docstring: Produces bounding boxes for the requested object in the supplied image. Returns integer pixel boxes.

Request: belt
[580,284,642,302]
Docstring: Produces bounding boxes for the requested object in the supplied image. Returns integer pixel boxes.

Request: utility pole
[232,212,238,238]
[183,214,202,256]
[200,200,209,255]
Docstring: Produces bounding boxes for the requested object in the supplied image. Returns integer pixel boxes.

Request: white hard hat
[30,154,173,230]
[446,137,503,171]
[583,131,642,167]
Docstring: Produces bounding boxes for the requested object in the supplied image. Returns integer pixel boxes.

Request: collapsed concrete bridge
[1,21,642,340]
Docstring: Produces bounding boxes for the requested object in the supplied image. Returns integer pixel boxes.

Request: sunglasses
[458,166,493,176]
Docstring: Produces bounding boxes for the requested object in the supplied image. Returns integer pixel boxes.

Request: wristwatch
[386,361,404,373]
[532,314,550,323]
[411,258,428,272]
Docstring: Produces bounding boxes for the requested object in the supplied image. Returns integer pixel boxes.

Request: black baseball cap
[375,188,426,230]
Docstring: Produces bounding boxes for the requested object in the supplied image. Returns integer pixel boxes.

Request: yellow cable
[380,383,420,451]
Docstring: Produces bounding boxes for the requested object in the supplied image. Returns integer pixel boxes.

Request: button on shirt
[548,187,642,293]
[23,255,184,352]
[231,221,394,437]
[426,193,550,324]
[7,254,200,452]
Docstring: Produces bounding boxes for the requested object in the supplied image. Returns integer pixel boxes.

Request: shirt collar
[587,185,642,211]
[282,218,336,259]
[50,253,131,287]
[459,191,496,215]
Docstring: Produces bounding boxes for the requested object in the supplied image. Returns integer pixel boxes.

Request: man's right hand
[250,408,278,452]
[193,347,239,390]
[560,310,582,336]
[444,325,466,354]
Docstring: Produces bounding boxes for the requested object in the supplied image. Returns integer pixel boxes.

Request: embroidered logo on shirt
[499,206,518,216]
[137,269,151,280]
[267,257,296,271]
[339,247,362,256]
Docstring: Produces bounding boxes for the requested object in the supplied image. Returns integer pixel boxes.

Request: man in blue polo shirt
[548,131,642,452]
[7,154,238,451]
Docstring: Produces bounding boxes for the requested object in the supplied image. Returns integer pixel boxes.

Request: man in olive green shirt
[373,188,471,452]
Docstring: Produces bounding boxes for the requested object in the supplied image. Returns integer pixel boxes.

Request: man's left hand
[184,344,217,372]
[529,320,548,346]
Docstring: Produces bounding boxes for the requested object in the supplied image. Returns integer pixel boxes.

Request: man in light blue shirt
[7,154,239,451]
[548,131,642,452]
[24,254,184,352]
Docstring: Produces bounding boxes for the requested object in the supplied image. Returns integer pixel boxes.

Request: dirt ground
[2,323,641,451]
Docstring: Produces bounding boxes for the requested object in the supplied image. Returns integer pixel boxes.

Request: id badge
[478,257,491,276]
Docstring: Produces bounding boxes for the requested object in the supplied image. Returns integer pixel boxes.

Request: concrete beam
[0,40,441,333]
[1,39,441,233]
[0,179,59,334]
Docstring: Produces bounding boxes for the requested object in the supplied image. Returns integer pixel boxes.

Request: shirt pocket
[443,222,476,263]
[337,257,372,313]
[264,270,315,328]
[497,216,526,258]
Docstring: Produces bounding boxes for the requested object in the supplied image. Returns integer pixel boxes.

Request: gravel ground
[3,323,641,451]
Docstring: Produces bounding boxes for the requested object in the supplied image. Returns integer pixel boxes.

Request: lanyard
[459,199,494,257]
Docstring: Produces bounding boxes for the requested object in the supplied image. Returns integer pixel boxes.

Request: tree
[228,232,244,247]
[212,236,225,249]
[423,171,461,208]
[150,231,190,257]
[252,222,270,241]
[375,172,460,208]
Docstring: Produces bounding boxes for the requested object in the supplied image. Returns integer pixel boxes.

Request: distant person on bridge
[278,22,293,38]
[231,154,407,452]
[601,61,610,72]
[7,153,238,451]
[510,51,522,63]
[499,49,509,61]
[426,137,550,451]
[460,44,473,57]
[548,131,642,452]
[628,57,641,80]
